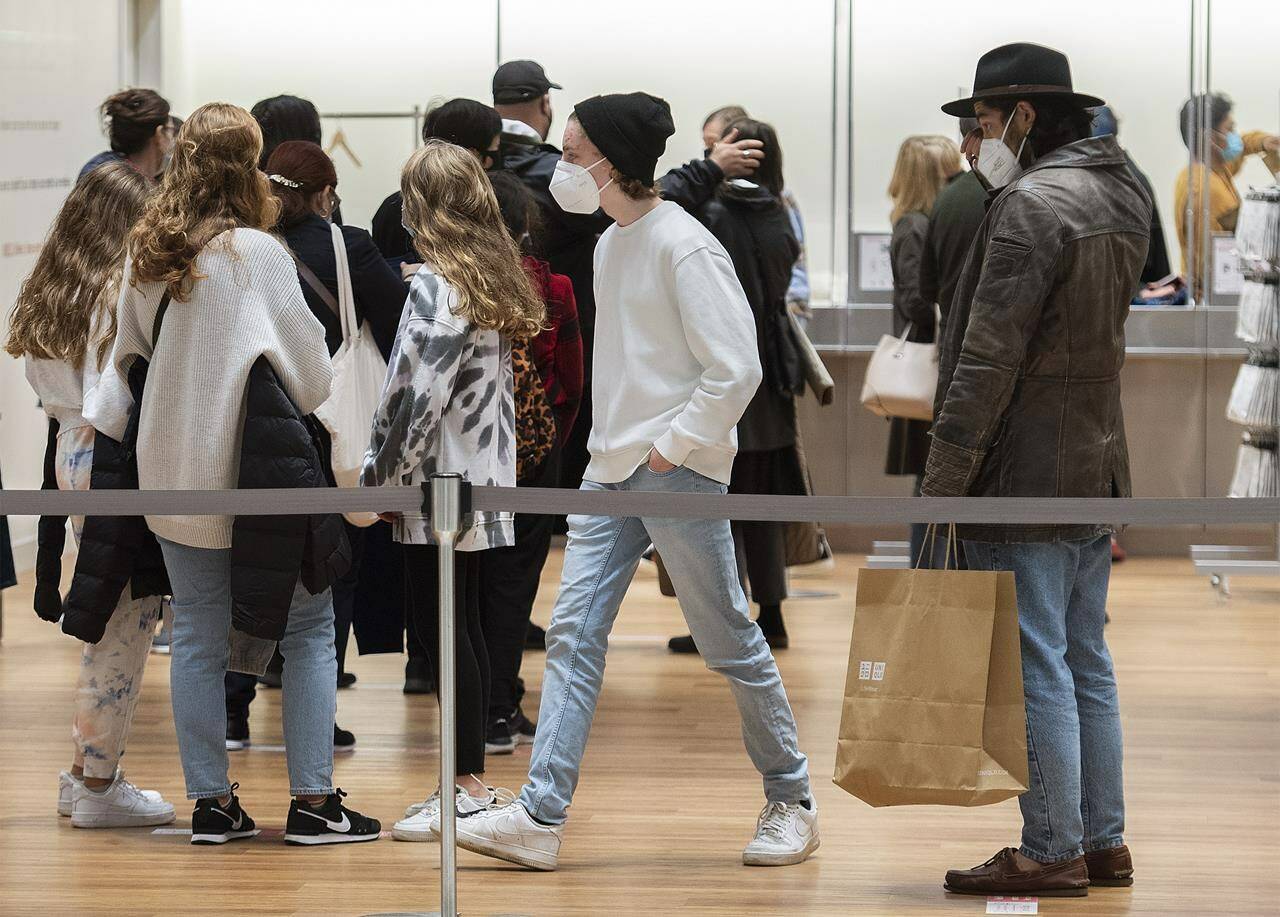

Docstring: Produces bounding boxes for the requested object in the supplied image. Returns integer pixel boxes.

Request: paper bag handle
[916,522,959,570]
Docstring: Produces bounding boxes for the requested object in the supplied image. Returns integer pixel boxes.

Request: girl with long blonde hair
[885,134,963,569]
[5,161,176,828]
[362,140,543,837]
[101,102,381,846]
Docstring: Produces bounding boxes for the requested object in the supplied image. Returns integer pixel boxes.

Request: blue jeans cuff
[1019,843,1084,864]
[188,786,234,801]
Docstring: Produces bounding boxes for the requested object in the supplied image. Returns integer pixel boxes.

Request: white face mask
[976,112,1028,190]
[549,157,613,214]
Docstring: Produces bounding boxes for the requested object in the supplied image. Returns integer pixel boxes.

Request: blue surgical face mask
[1223,129,1244,162]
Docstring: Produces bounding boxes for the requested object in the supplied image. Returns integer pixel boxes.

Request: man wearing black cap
[492,61,771,511]
[921,43,1151,898]
[450,92,818,873]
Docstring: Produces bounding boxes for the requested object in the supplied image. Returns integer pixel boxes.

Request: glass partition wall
[151,0,1275,549]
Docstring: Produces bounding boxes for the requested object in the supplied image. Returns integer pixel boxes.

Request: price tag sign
[986,897,1038,914]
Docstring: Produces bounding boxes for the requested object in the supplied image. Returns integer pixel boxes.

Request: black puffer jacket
[230,355,350,641]
[35,360,171,644]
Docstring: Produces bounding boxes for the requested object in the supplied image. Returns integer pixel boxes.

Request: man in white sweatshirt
[450,92,817,871]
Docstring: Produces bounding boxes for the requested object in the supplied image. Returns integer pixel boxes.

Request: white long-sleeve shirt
[586,200,762,485]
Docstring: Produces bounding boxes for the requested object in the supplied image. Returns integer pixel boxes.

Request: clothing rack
[318,107,424,151]
[1192,184,1280,595]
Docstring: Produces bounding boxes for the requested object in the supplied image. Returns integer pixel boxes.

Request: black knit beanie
[573,92,675,187]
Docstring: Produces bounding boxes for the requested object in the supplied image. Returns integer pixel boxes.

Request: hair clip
[268,173,302,188]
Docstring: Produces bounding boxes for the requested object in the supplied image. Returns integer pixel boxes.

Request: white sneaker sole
[71,809,176,829]
[392,824,438,842]
[192,829,260,845]
[451,825,559,871]
[485,741,516,755]
[225,739,250,751]
[743,833,821,867]
[284,831,381,846]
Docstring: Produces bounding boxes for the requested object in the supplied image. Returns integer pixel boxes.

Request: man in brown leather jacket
[922,44,1151,899]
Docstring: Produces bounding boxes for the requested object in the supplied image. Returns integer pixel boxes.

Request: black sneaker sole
[284,830,381,846]
[192,829,259,845]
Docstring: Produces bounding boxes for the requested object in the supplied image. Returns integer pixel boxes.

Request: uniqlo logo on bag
[858,661,887,681]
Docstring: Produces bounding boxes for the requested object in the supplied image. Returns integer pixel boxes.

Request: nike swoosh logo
[213,807,244,831]
[300,808,351,832]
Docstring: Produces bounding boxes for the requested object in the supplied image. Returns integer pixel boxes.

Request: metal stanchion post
[431,474,466,917]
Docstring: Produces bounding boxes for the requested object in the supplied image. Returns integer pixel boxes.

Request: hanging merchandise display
[1226,186,1280,500]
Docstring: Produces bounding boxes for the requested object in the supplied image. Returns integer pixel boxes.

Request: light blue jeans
[158,538,337,799]
[963,535,1125,863]
[519,465,811,824]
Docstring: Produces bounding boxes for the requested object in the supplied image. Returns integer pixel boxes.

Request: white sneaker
[70,771,176,828]
[742,798,820,866]
[59,770,164,818]
[448,800,563,871]
[393,787,509,842]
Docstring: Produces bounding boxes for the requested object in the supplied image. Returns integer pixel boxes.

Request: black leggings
[404,545,487,776]
[479,449,559,720]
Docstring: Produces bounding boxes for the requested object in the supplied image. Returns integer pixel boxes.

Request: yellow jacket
[1175,131,1279,286]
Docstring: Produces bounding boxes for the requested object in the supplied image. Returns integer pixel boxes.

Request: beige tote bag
[859,306,940,422]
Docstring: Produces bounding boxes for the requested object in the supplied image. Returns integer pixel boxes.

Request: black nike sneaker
[191,784,258,845]
[284,789,381,846]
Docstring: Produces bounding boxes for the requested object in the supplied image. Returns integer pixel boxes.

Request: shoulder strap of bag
[151,290,172,349]
[329,222,358,343]
[285,243,341,320]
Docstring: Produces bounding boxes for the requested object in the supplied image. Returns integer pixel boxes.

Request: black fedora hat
[942,42,1104,117]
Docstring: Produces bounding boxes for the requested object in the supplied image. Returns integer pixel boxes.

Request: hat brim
[941,87,1105,117]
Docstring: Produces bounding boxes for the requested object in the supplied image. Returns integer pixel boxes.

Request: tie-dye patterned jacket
[360,267,515,551]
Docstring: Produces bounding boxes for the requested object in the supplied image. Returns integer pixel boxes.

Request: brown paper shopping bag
[832,543,1028,807]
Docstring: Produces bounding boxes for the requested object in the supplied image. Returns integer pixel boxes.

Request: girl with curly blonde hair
[362,140,543,837]
[6,161,176,829]
[100,101,381,846]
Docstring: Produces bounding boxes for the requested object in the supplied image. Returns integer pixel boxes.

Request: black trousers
[404,545,487,775]
[733,520,788,607]
[478,449,559,720]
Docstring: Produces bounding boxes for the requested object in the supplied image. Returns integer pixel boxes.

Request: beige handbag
[859,306,940,422]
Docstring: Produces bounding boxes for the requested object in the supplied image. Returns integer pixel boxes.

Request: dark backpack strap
[285,245,340,318]
[151,290,172,349]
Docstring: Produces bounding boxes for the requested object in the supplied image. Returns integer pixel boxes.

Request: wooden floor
[0,552,1276,916]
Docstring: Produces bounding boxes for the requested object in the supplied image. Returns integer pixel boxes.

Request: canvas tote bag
[833,525,1029,807]
[859,306,941,422]
[311,223,387,527]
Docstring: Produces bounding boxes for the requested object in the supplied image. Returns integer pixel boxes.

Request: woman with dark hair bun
[371,98,504,268]
[79,88,174,182]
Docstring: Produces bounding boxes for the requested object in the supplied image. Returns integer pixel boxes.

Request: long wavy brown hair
[128,102,278,299]
[401,140,545,337]
[6,162,152,369]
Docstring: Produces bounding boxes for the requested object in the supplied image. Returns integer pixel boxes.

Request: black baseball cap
[492,60,562,105]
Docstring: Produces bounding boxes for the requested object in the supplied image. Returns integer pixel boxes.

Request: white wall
[0,0,124,571]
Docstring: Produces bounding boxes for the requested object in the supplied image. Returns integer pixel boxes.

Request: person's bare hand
[377,512,400,524]
[961,127,984,169]
[711,128,764,179]
[400,262,423,281]
[647,449,677,474]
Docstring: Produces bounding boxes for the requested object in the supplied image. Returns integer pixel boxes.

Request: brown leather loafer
[1085,845,1134,887]
[945,847,1089,897]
